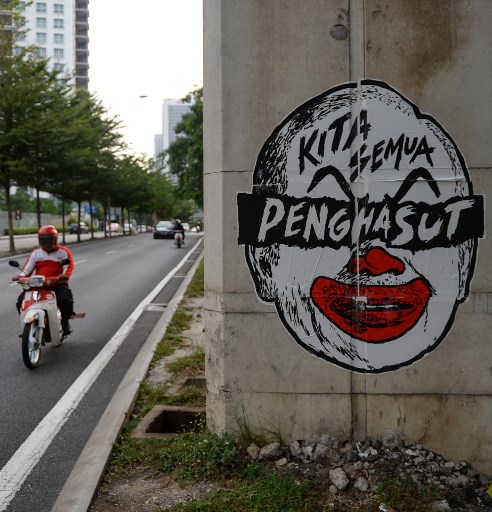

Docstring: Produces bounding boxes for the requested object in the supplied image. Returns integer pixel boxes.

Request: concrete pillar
[204,0,492,475]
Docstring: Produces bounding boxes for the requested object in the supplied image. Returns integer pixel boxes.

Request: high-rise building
[154,134,164,159]
[15,0,89,89]
[161,98,193,153]
[74,0,89,89]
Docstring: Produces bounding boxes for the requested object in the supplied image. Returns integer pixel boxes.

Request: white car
[182,222,190,232]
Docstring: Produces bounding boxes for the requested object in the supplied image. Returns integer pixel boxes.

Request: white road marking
[0,238,203,510]
[75,259,88,265]
[106,250,116,255]
[128,244,136,248]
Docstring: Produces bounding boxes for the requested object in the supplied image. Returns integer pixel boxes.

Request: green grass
[153,421,241,481]
[151,307,193,363]
[168,347,205,374]
[362,470,443,512]
[164,385,205,407]
[169,466,319,512]
[149,257,203,365]
[185,258,204,298]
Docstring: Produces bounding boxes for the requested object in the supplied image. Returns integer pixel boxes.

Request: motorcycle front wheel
[22,323,42,369]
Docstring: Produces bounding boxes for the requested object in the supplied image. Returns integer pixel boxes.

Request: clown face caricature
[238,80,484,373]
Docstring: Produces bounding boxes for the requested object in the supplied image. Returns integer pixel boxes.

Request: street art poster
[238,80,484,373]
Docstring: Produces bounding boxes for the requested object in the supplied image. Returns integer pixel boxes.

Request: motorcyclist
[173,219,185,244]
[14,225,75,336]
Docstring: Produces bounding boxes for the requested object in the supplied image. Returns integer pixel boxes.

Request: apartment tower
[16,0,89,89]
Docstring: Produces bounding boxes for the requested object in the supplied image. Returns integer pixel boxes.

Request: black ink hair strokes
[238,80,484,374]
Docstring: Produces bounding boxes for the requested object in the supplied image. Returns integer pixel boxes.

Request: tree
[164,87,203,208]
[0,1,70,250]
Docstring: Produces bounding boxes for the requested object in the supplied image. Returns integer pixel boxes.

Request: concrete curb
[51,250,204,512]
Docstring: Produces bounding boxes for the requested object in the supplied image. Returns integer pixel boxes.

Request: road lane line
[106,250,116,254]
[0,238,203,510]
[75,259,88,265]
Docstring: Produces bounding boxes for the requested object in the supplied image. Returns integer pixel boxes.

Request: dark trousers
[17,283,74,324]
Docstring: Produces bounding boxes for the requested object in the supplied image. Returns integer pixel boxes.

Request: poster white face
[238,80,484,373]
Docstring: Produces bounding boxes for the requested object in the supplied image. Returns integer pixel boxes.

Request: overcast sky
[88,0,203,158]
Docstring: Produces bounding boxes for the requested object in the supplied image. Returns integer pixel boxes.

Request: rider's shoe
[62,320,72,337]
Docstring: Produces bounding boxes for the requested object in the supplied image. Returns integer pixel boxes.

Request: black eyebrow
[307,165,354,200]
[392,167,441,203]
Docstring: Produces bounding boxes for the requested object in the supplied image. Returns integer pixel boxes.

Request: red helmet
[38,225,58,252]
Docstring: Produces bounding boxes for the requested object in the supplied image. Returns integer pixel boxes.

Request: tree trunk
[36,187,41,228]
[4,184,15,253]
[107,198,111,238]
[103,202,108,238]
[89,199,94,240]
[77,201,82,242]
[61,197,66,244]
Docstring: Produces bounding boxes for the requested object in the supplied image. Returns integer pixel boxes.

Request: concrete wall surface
[204,0,492,475]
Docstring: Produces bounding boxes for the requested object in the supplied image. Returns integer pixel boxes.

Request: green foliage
[154,422,241,481]
[167,348,205,375]
[135,381,170,417]
[3,226,66,236]
[153,307,193,360]
[185,258,204,298]
[164,385,205,408]
[170,466,318,512]
[362,469,443,512]
[164,88,203,208]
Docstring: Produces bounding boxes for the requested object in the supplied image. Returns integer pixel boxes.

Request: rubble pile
[247,433,492,511]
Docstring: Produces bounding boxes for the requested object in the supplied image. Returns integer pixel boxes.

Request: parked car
[153,220,174,239]
[109,223,122,233]
[69,222,88,234]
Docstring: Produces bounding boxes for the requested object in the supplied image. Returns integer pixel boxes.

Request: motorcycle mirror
[8,260,20,268]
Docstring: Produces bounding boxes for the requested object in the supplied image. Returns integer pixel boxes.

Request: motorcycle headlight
[29,276,45,287]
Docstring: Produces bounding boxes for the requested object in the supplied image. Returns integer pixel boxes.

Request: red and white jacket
[19,245,74,279]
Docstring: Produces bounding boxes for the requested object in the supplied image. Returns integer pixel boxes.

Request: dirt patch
[92,466,217,512]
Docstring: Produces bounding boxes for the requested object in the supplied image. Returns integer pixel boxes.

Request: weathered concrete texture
[205,309,351,394]
[365,394,492,474]
[204,0,492,476]
[207,388,354,444]
[365,0,492,168]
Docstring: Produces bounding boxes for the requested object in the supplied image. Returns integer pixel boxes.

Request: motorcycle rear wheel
[177,237,182,248]
[22,323,42,369]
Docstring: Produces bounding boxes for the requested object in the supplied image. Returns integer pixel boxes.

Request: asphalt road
[0,232,203,511]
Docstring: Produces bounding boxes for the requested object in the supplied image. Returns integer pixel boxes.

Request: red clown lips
[310,248,431,343]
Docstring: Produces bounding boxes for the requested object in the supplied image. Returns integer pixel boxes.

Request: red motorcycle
[9,259,85,369]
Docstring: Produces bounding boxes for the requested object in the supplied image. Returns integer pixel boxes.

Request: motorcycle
[174,230,184,248]
[9,259,85,369]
